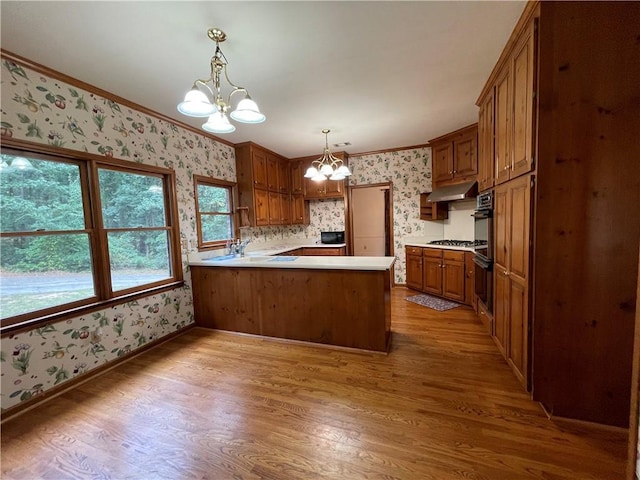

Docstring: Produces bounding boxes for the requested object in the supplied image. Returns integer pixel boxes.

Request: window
[194,175,237,249]
[0,143,183,330]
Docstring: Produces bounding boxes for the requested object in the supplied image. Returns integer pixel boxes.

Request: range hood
[426,181,478,203]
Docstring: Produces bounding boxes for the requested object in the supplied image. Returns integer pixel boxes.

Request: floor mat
[405,293,461,311]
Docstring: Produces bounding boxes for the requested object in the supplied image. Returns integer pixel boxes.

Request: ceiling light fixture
[177,28,265,134]
[304,129,352,181]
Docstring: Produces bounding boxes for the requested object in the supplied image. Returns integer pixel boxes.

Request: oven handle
[472,210,491,219]
[473,255,492,270]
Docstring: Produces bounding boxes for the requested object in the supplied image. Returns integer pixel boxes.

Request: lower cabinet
[405,247,472,305]
[302,247,346,256]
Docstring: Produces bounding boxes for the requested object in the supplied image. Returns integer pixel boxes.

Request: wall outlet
[181,239,188,250]
[90,327,103,344]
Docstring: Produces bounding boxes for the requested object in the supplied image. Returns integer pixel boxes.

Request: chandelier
[177,28,265,134]
[304,129,352,181]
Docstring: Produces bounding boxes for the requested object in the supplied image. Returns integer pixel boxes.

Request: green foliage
[1,155,171,273]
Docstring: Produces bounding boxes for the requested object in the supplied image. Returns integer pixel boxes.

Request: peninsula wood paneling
[191,266,391,352]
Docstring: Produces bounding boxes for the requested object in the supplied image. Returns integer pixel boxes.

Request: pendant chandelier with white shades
[177,28,265,134]
[304,130,352,181]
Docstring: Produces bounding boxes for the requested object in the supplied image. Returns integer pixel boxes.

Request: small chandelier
[304,129,352,181]
[177,28,265,134]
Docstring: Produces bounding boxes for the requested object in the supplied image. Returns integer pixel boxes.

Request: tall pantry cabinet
[477,1,640,427]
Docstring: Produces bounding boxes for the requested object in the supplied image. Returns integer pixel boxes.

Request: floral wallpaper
[0,56,235,411]
[349,148,438,284]
[0,54,437,411]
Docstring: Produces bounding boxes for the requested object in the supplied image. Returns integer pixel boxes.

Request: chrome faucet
[238,239,250,257]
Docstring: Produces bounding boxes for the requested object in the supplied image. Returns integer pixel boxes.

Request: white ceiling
[1,1,525,159]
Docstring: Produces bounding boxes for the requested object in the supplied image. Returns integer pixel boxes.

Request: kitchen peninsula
[190,255,395,352]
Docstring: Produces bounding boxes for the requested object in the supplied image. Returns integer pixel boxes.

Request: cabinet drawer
[406,246,423,256]
[443,250,465,262]
[423,248,443,259]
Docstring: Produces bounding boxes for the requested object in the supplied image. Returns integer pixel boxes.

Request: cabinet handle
[504,270,509,276]
[503,165,510,171]
[448,171,453,175]
[453,170,457,174]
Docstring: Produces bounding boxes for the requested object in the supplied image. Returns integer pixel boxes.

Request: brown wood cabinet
[291,194,309,225]
[293,152,349,200]
[405,246,424,291]
[302,247,346,256]
[429,124,478,188]
[479,21,536,188]
[236,142,300,227]
[405,246,468,305]
[477,90,494,192]
[290,160,304,195]
[493,174,532,389]
[419,193,448,221]
[464,252,476,311]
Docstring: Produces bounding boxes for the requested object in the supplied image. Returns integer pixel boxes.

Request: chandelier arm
[194,79,215,99]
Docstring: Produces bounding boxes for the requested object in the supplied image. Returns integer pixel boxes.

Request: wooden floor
[1,287,627,479]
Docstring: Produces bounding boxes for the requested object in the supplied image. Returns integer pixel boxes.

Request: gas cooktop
[428,239,487,247]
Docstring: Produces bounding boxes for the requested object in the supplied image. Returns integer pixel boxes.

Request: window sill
[1,280,185,337]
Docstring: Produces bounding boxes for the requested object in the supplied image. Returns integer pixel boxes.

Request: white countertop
[190,254,395,271]
[404,242,474,252]
[246,243,346,257]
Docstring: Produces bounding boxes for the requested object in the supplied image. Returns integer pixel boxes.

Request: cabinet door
[477,91,495,192]
[268,191,281,225]
[266,155,280,192]
[290,160,304,194]
[406,254,424,291]
[511,22,536,180]
[252,149,268,190]
[494,64,511,185]
[464,252,476,309]
[254,188,269,226]
[493,267,509,358]
[442,259,465,302]
[494,183,508,270]
[433,143,454,185]
[453,131,478,178]
[280,193,291,225]
[324,179,344,197]
[423,255,443,295]
[278,160,290,194]
[291,194,308,225]
[508,175,531,283]
[507,275,529,388]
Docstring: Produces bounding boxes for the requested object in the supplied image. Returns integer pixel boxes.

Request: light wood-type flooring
[1,287,627,479]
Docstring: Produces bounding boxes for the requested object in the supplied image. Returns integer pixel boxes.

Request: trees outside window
[193,175,237,249]
[0,145,182,328]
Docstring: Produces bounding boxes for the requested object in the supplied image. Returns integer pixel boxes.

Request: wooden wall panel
[533,1,640,426]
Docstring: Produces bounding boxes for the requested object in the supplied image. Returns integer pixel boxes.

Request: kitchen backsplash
[443,199,475,240]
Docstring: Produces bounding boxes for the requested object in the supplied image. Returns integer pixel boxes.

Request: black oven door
[473,209,492,262]
[473,255,493,314]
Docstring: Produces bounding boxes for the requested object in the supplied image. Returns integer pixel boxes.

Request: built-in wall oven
[473,191,493,313]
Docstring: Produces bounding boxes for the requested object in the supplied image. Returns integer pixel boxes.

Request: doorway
[348,182,393,257]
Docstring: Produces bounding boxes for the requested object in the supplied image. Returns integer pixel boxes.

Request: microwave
[321,231,345,244]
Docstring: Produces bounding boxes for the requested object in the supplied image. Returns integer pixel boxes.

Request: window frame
[193,174,239,250]
[0,139,184,334]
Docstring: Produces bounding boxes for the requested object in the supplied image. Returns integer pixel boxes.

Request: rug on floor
[405,293,461,311]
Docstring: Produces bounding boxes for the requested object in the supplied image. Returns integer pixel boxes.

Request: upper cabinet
[477,90,495,191]
[429,124,478,188]
[236,142,299,227]
[477,20,536,188]
[292,151,349,200]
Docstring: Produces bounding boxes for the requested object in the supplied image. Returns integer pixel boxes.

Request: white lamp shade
[202,113,236,134]
[319,164,334,176]
[177,89,217,117]
[304,166,318,178]
[311,172,327,182]
[230,97,266,124]
[335,165,352,176]
[329,172,345,181]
